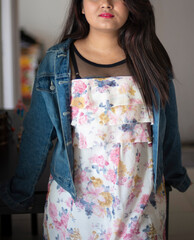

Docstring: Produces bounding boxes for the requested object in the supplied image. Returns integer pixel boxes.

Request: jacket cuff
[174,174,192,192]
[0,182,33,212]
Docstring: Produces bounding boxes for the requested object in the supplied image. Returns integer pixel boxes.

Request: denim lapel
[152,87,161,191]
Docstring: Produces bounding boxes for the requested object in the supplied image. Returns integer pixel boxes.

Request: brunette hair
[58,0,174,110]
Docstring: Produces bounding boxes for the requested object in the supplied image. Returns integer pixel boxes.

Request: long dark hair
[58,0,174,110]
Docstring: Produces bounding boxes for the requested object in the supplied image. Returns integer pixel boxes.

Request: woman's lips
[99,13,114,18]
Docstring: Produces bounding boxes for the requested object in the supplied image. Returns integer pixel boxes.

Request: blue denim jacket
[0,39,191,211]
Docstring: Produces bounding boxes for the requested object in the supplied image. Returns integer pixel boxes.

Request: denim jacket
[0,39,191,211]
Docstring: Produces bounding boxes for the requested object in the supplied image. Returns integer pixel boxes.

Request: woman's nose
[100,0,113,9]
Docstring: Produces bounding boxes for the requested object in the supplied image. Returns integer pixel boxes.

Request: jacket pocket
[36,77,56,94]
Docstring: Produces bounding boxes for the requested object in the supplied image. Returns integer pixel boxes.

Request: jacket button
[50,85,55,91]
[50,81,55,91]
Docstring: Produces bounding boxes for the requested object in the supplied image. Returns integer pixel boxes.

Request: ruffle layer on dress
[70,76,154,149]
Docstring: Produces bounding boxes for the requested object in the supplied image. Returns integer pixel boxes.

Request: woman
[0,0,191,239]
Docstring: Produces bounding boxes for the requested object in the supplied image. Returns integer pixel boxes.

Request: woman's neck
[85,30,119,52]
[74,30,126,64]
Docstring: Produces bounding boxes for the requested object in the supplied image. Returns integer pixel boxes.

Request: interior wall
[1,0,20,109]
[151,0,194,143]
[19,0,71,51]
[19,0,194,142]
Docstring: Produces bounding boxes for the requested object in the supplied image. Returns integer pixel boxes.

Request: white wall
[19,0,71,51]
[19,0,194,142]
[1,0,20,109]
[151,0,194,142]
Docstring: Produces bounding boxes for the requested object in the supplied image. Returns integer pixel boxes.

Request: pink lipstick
[99,13,114,18]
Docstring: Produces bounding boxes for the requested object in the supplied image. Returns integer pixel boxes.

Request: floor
[169,167,194,240]
[0,154,194,239]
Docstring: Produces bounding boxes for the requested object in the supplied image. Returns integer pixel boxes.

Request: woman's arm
[163,79,191,192]
[0,74,56,211]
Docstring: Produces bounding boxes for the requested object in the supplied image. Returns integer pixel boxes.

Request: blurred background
[0,0,194,240]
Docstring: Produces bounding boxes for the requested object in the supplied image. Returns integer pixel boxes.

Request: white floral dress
[43,76,166,240]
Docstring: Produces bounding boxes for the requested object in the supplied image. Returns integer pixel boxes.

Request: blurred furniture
[20,29,43,105]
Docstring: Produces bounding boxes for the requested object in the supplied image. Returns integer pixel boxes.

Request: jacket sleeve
[0,71,56,211]
[163,79,191,192]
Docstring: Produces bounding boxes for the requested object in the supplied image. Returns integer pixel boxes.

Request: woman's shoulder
[47,38,72,53]
[37,38,72,76]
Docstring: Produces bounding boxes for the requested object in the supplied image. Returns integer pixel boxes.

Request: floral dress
[43,76,166,240]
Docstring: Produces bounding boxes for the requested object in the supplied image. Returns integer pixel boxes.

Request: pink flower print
[88,231,100,240]
[74,170,89,184]
[138,128,148,142]
[110,147,120,166]
[73,80,87,94]
[89,155,109,168]
[128,221,141,238]
[92,205,106,218]
[54,212,69,230]
[118,176,128,186]
[91,106,99,113]
[140,194,149,205]
[53,212,70,239]
[87,182,104,197]
[127,178,134,189]
[130,97,143,105]
[98,85,109,93]
[79,133,87,148]
[105,169,117,184]
[112,196,120,208]
[78,112,88,125]
[126,192,135,207]
[75,199,85,210]
[104,228,112,240]
[123,234,131,240]
[65,197,73,208]
[72,106,79,118]
[137,194,149,211]
[108,111,118,125]
[58,186,66,194]
[114,220,127,238]
[119,82,129,94]
[128,105,134,111]
[59,212,69,229]
[49,202,58,221]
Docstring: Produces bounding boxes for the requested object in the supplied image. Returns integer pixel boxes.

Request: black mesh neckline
[72,43,127,68]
